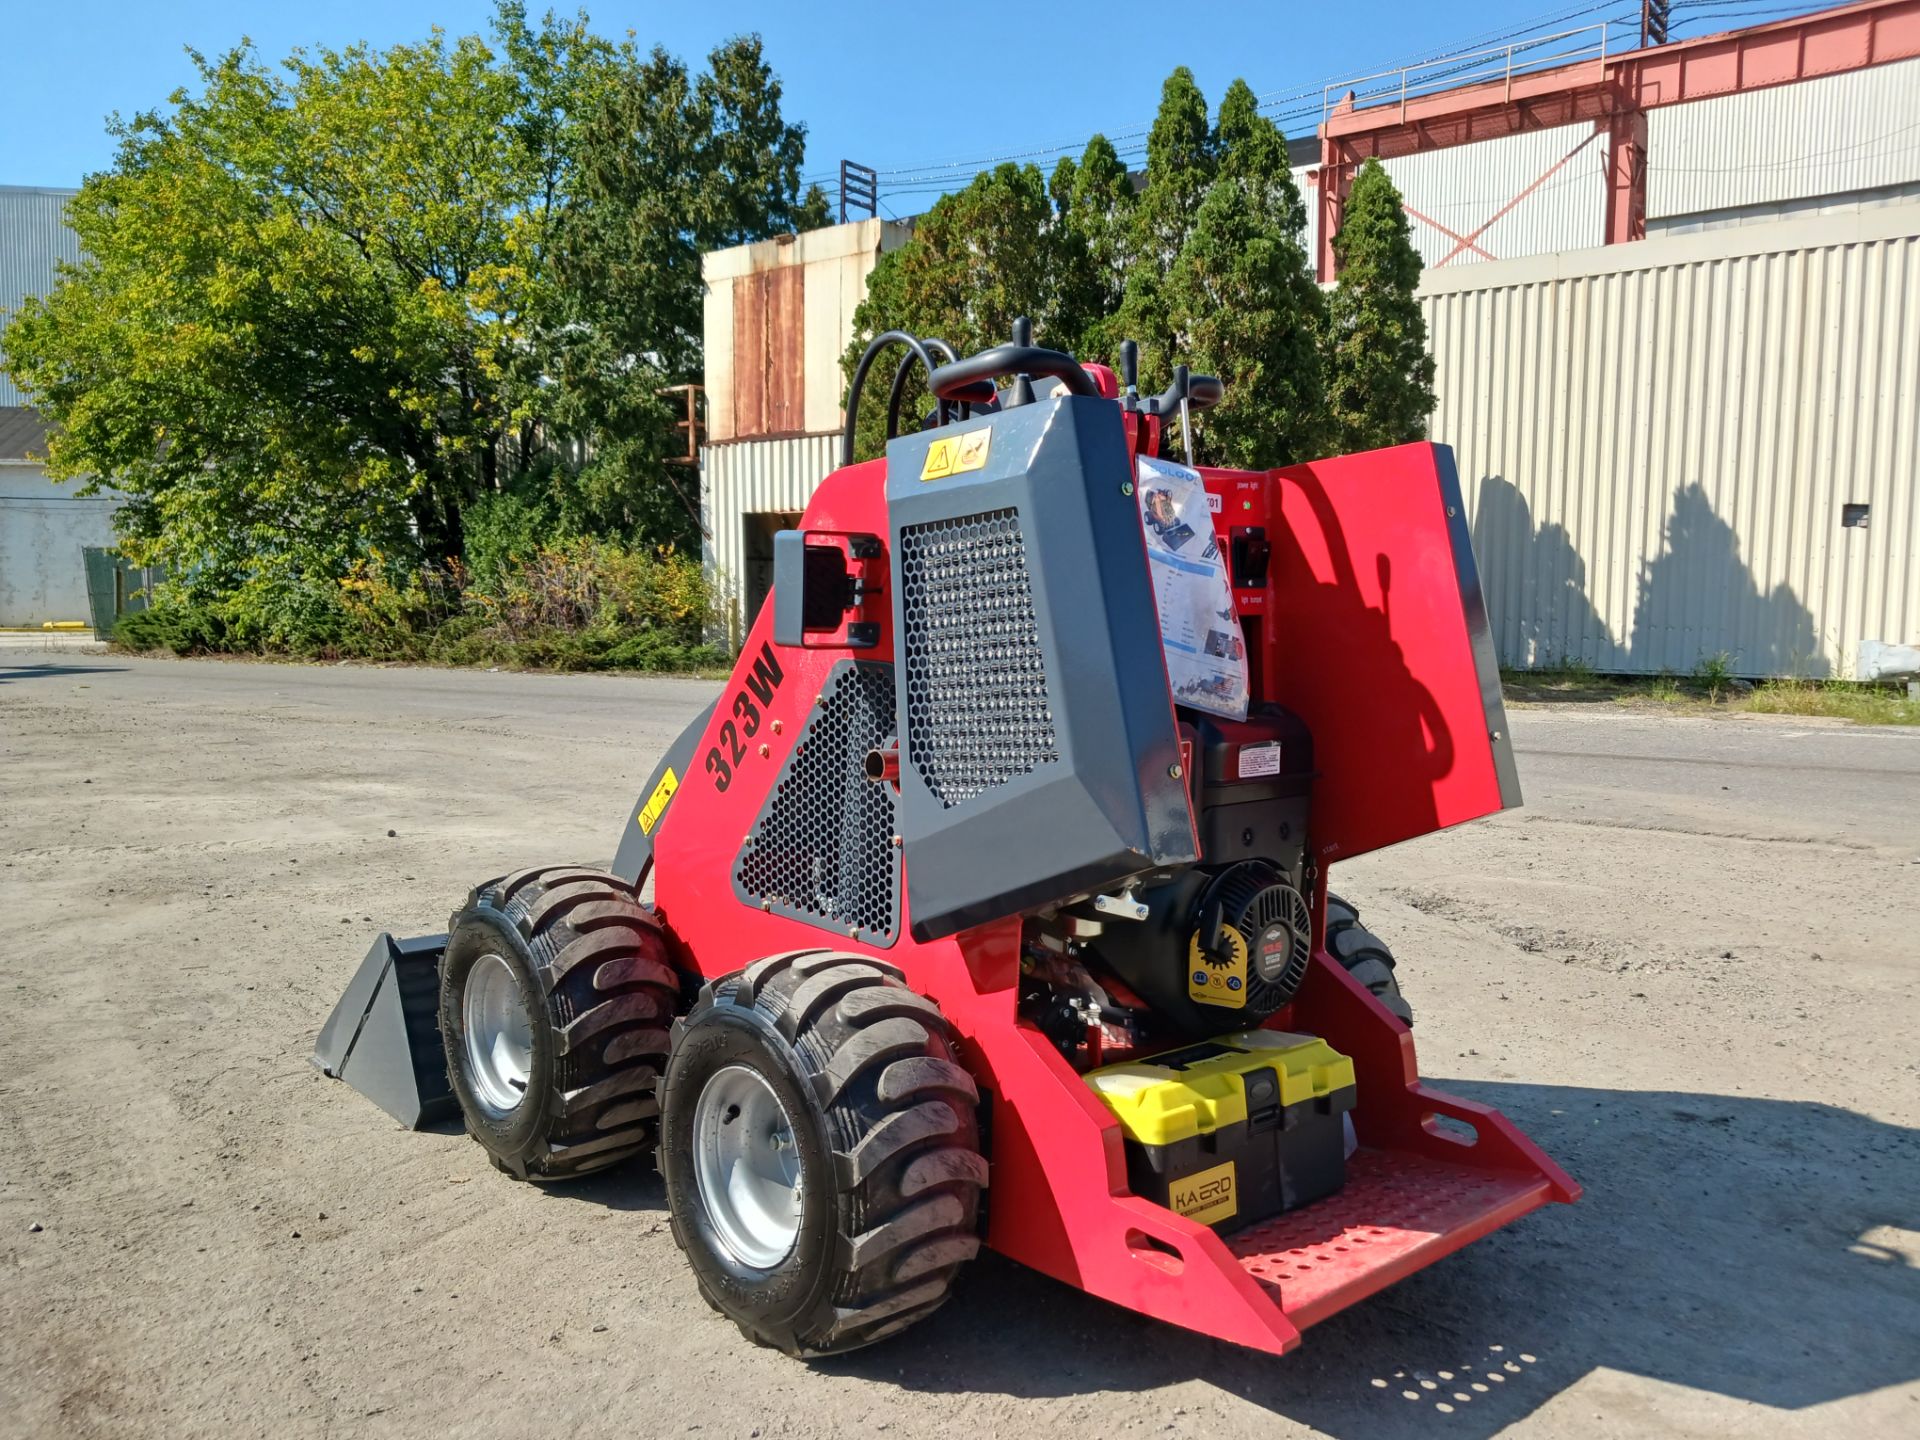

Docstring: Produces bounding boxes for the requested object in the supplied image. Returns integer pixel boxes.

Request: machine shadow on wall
[1471,475,1826,679]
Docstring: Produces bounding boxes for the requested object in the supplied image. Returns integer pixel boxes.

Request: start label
[1188,928,1249,1009]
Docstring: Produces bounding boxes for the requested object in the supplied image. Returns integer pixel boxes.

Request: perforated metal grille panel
[735,662,898,944]
[898,509,1059,808]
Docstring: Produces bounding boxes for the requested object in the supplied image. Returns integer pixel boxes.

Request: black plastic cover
[1181,705,1313,873]
[885,394,1196,940]
[772,532,853,644]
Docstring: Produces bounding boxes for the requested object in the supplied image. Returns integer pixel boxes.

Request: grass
[1500,662,1919,726]
[1741,676,1920,725]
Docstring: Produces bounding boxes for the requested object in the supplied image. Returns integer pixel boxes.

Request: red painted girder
[1321,0,1920,163]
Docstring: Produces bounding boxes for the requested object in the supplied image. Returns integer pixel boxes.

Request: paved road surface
[3,655,1916,1439]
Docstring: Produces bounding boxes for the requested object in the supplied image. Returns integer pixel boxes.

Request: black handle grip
[1142,371,1225,417]
[928,344,1101,402]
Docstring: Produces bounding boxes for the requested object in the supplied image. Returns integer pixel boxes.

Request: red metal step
[1228,1148,1555,1329]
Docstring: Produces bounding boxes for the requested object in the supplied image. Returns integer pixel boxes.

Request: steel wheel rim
[693,1064,803,1269]
[463,952,534,1117]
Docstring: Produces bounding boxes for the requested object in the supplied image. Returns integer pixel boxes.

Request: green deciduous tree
[541,21,820,542]
[1325,159,1437,453]
[1166,80,1325,468]
[1,2,818,639]
[839,162,1089,459]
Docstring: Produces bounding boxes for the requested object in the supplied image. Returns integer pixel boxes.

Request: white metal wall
[1421,203,1920,678]
[0,186,82,409]
[1293,165,1320,266]
[1648,56,1920,224]
[1383,122,1607,270]
[0,463,117,625]
[702,434,842,645]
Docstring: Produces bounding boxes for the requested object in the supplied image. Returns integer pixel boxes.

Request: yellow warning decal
[1169,1160,1238,1225]
[919,427,991,481]
[1187,927,1250,1009]
[638,767,679,834]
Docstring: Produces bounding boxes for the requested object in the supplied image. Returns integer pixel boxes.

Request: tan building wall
[700,218,913,443]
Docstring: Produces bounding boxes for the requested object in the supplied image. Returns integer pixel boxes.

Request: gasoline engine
[1020,705,1319,1064]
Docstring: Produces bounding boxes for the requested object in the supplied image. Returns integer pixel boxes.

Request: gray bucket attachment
[313,932,456,1129]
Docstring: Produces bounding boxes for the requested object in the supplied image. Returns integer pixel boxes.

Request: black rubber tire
[658,951,987,1357]
[441,865,681,1182]
[1326,894,1413,1025]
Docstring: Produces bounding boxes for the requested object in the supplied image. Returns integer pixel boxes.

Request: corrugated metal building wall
[1384,122,1607,269]
[704,434,841,647]
[1360,55,1920,269]
[1422,202,1920,678]
[0,185,81,408]
[1648,55,1920,231]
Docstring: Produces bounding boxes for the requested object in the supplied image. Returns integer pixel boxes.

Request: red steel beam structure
[1315,0,1920,279]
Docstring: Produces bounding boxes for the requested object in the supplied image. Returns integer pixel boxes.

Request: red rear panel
[1208,442,1519,865]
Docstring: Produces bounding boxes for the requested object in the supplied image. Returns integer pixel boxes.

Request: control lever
[1009,317,1036,409]
[1174,364,1194,466]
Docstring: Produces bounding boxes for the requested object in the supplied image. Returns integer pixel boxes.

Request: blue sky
[3,1,1782,206]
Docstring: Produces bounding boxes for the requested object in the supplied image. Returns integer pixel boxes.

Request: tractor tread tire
[661,952,985,1358]
[1326,893,1413,1025]
[442,864,681,1183]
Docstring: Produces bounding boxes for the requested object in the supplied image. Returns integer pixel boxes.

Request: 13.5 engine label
[704,642,785,793]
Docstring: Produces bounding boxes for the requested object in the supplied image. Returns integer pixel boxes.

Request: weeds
[1692,651,1735,701]
[112,542,728,674]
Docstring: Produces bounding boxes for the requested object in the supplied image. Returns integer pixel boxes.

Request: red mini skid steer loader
[316,324,1578,1359]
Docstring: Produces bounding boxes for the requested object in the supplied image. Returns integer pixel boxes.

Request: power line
[870,4,1638,189]
[858,1,1841,209]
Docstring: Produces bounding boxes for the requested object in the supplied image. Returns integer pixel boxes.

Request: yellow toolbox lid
[1084,1031,1356,1146]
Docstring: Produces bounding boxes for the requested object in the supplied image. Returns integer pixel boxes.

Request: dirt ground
[3,653,1917,1440]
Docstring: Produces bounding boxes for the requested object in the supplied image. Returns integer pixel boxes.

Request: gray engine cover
[885,393,1196,940]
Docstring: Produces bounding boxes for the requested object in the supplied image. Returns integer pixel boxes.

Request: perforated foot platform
[1228,1149,1554,1329]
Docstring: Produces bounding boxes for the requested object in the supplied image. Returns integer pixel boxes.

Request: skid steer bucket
[312,932,456,1129]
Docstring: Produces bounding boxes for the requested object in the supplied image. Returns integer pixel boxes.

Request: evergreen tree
[1324,159,1437,452]
[1118,68,1216,386]
[1048,154,1078,216]
[1167,80,1325,468]
[1061,135,1136,364]
[1135,66,1215,260]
